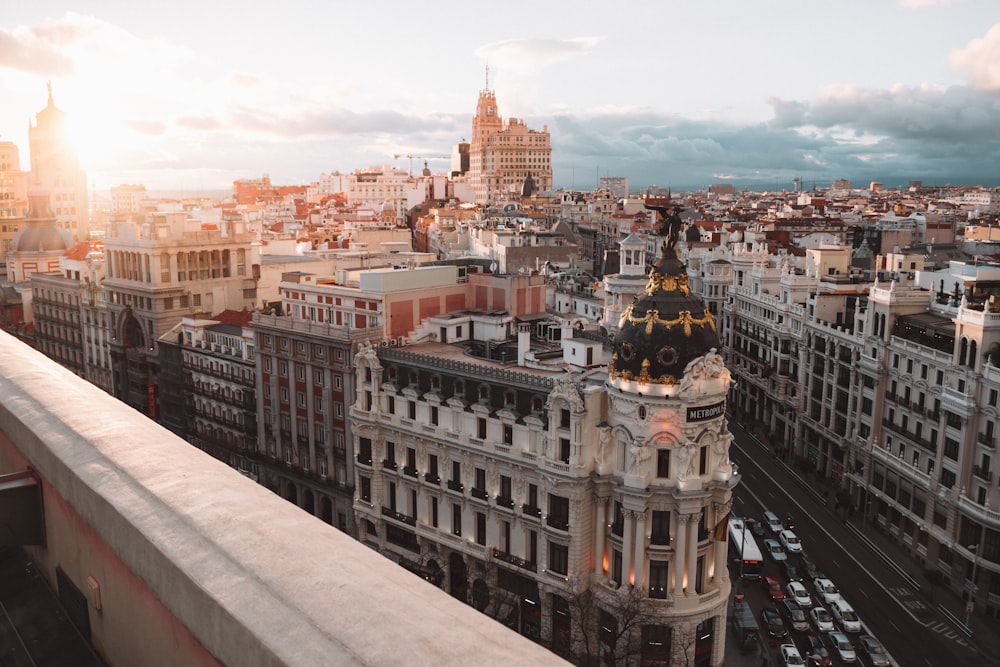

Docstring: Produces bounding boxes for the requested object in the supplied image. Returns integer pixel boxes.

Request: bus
[729,516,763,581]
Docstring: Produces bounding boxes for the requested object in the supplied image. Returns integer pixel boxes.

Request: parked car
[809,605,835,633]
[761,607,788,639]
[764,539,788,562]
[764,510,784,534]
[782,560,803,582]
[828,631,856,663]
[779,529,803,554]
[779,598,810,633]
[830,599,861,633]
[800,554,821,579]
[779,643,806,666]
[786,580,814,608]
[804,634,832,666]
[763,575,786,601]
[857,634,890,666]
[812,577,841,605]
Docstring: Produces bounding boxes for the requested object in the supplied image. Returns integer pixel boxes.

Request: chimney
[517,323,531,366]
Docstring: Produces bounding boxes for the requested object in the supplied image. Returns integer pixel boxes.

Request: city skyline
[1,1,998,193]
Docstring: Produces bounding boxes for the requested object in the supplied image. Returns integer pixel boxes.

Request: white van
[830,598,861,633]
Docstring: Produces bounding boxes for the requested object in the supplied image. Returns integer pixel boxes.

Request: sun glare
[67,110,132,172]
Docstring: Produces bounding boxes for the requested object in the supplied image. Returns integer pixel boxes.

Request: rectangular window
[559,438,570,463]
[656,450,670,478]
[431,497,439,528]
[452,503,462,536]
[359,475,371,502]
[549,542,568,575]
[651,510,670,545]
[612,549,622,584]
[476,512,486,546]
[430,406,439,426]
[477,417,487,439]
[408,401,416,420]
[528,530,538,564]
[548,494,570,531]
[649,562,669,599]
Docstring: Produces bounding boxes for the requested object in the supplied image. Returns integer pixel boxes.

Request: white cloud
[474,37,604,75]
[951,24,1000,91]
[899,0,952,6]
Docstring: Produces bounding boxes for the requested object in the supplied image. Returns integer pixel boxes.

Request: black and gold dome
[609,243,718,385]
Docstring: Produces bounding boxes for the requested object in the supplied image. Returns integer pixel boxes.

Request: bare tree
[566,583,653,666]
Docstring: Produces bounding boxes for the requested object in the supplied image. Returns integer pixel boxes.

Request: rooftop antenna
[485,63,490,91]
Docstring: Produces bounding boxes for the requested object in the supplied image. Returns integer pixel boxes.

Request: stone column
[633,509,646,590]
[673,513,687,596]
[594,495,608,578]
[687,512,700,595]
[622,510,634,587]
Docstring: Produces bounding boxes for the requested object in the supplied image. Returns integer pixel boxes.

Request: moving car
[764,510,784,534]
[804,634,832,666]
[800,554,821,579]
[783,560,803,582]
[779,598,810,633]
[812,577,841,605]
[764,539,788,562]
[761,607,788,639]
[830,598,861,633]
[763,575,786,601]
[786,580,814,609]
[857,634,890,666]
[779,643,805,666]
[829,631,856,663]
[809,605,835,633]
[779,529,803,554]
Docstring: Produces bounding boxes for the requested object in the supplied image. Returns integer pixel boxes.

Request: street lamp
[965,544,980,633]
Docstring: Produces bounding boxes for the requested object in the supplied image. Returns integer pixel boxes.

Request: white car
[779,643,805,666]
[763,510,784,534]
[764,538,788,562]
[809,605,835,632]
[779,529,803,554]
[786,580,814,609]
[813,577,842,605]
[830,598,861,633]
[829,631,856,663]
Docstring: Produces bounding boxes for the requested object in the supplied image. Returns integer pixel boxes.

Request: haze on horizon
[1,0,999,194]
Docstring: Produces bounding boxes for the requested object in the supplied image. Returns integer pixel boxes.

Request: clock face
[487,106,494,115]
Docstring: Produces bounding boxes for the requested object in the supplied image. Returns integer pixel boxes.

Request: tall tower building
[28,83,89,241]
[469,74,552,206]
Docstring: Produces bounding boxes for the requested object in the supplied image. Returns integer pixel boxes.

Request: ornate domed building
[594,240,737,666]
[7,186,72,283]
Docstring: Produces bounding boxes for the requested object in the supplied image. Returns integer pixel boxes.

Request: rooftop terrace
[0,331,564,666]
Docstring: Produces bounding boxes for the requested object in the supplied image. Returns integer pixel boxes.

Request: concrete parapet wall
[0,331,564,666]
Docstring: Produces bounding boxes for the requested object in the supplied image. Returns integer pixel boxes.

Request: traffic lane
[729,429,966,667]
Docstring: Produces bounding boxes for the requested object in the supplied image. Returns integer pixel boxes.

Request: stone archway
[472,578,490,611]
[283,481,298,505]
[303,489,315,515]
[320,497,334,525]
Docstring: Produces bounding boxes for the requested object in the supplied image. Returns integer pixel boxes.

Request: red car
[763,575,786,601]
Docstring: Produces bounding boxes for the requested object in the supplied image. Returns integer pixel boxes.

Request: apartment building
[350,245,736,666]
[0,141,27,258]
[102,212,258,416]
[714,234,1000,617]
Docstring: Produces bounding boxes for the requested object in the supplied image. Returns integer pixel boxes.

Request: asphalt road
[727,421,998,667]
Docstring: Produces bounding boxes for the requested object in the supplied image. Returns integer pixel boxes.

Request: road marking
[859,587,870,598]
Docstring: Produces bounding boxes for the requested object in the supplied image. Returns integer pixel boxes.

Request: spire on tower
[46,80,54,107]
[484,63,490,92]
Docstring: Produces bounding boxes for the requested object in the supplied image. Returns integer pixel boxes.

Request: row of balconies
[183,358,254,387]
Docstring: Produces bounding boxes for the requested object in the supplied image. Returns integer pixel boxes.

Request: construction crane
[393,153,449,177]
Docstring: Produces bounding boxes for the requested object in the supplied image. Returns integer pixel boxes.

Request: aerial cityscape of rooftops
[3,4,1000,666]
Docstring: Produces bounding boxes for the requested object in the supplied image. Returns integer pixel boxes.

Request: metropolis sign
[686,401,726,423]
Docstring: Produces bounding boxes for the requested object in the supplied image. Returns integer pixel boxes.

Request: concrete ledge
[0,332,564,666]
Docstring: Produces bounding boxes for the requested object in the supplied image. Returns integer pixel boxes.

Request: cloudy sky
[1,1,998,194]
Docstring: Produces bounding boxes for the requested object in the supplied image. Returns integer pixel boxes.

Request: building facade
[28,83,89,241]
[469,86,552,206]
[350,244,735,666]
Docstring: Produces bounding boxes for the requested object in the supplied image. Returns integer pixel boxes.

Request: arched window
[969,340,978,369]
[960,338,969,366]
